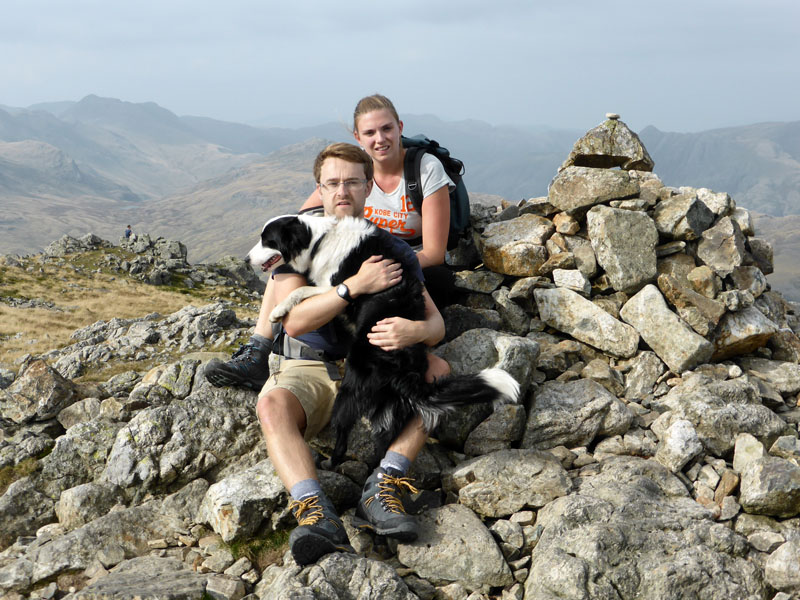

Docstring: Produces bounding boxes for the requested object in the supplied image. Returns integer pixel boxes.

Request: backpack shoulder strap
[403,146,426,215]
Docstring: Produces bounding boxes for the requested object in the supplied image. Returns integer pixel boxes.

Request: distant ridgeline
[1,115,800,599]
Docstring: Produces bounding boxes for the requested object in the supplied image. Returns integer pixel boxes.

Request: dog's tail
[418,368,520,431]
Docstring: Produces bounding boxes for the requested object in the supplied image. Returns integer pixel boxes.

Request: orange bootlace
[365,474,419,514]
[288,496,325,526]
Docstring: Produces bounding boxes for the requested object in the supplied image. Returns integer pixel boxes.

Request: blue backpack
[402,135,471,250]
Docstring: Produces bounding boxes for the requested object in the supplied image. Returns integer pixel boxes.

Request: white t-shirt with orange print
[363,153,453,248]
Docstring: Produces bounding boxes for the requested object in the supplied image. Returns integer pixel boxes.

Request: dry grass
[0,252,259,367]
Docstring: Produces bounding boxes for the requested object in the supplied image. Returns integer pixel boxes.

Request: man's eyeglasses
[319,179,367,193]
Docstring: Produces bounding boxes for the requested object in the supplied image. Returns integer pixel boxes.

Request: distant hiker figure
[125,225,132,239]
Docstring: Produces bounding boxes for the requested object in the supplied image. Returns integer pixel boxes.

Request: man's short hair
[313,143,374,183]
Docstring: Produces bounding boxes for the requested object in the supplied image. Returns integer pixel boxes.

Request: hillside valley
[1,95,800,299]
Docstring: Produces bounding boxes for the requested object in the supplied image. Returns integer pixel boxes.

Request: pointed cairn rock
[620,284,714,373]
[534,287,639,358]
[558,113,654,172]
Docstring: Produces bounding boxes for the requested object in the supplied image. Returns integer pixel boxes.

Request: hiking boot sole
[351,514,419,542]
[204,364,266,391]
[290,531,355,566]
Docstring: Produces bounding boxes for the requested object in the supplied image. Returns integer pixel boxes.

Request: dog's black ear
[261,216,313,264]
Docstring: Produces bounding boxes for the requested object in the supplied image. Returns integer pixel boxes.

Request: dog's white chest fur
[269,216,374,322]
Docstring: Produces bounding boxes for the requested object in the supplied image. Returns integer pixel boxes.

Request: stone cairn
[1,116,799,600]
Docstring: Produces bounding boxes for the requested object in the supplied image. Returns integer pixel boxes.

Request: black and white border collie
[248,214,520,466]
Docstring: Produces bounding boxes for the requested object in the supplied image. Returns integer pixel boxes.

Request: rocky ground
[1,118,800,600]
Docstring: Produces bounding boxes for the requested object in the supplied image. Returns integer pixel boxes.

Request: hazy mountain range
[1,95,799,299]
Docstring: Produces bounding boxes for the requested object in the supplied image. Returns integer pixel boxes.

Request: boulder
[101,385,260,498]
[256,552,418,599]
[739,457,800,518]
[658,374,788,456]
[729,266,768,299]
[746,237,774,275]
[657,273,726,337]
[552,268,591,296]
[548,166,639,215]
[39,419,123,499]
[453,269,505,293]
[66,556,209,600]
[491,287,531,335]
[476,213,553,276]
[620,285,714,373]
[443,449,572,517]
[211,254,266,293]
[712,307,778,360]
[441,305,502,341]
[525,457,766,600]
[1,360,77,424]
[463,404,527,456]
[687,265,721,299]
[735,357,800,395]
[580,358,625,396]
[696,188,734,217]
[696,216,747,277]
[55,482,122,531]
[396,504,513,590]
[652,193,715,241]
[6,506,185,588]
[654,419,704,473]
[657,252,697,287]
[198,459,287,542]
[0,477,55,551]
[521,379,633,450]
[586,205,658,294]
[437,329,540,399]
[535,287,639,358]
[765,541,800,593]
[733,433,767,474]
[623,351,667,401]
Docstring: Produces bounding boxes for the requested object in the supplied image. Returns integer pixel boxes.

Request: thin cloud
[1,0,799,132]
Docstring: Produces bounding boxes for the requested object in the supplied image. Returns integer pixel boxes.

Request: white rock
[734,433,766,474]
[655,419,703,473]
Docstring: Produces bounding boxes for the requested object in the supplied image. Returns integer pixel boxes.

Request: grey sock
[380,450,412,475]
[250,333,272,352]
[290,478,323,502]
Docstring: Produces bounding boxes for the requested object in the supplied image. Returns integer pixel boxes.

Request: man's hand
[346,255,402,297]
[367,317,422,351]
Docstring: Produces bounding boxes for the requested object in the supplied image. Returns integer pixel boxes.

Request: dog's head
[247,214,334,273]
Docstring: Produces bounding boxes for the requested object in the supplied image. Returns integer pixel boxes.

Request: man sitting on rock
[250,142,446,565]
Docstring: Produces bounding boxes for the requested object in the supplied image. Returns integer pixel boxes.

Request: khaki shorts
[259,358,344,440]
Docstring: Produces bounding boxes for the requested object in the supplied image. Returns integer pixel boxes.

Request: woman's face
[354,108,403,164]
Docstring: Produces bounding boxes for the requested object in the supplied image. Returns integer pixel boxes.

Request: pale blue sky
[2,0,799,132]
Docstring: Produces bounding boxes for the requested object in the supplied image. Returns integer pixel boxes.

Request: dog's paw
[269,299,295,322]
[269,286,331,322]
